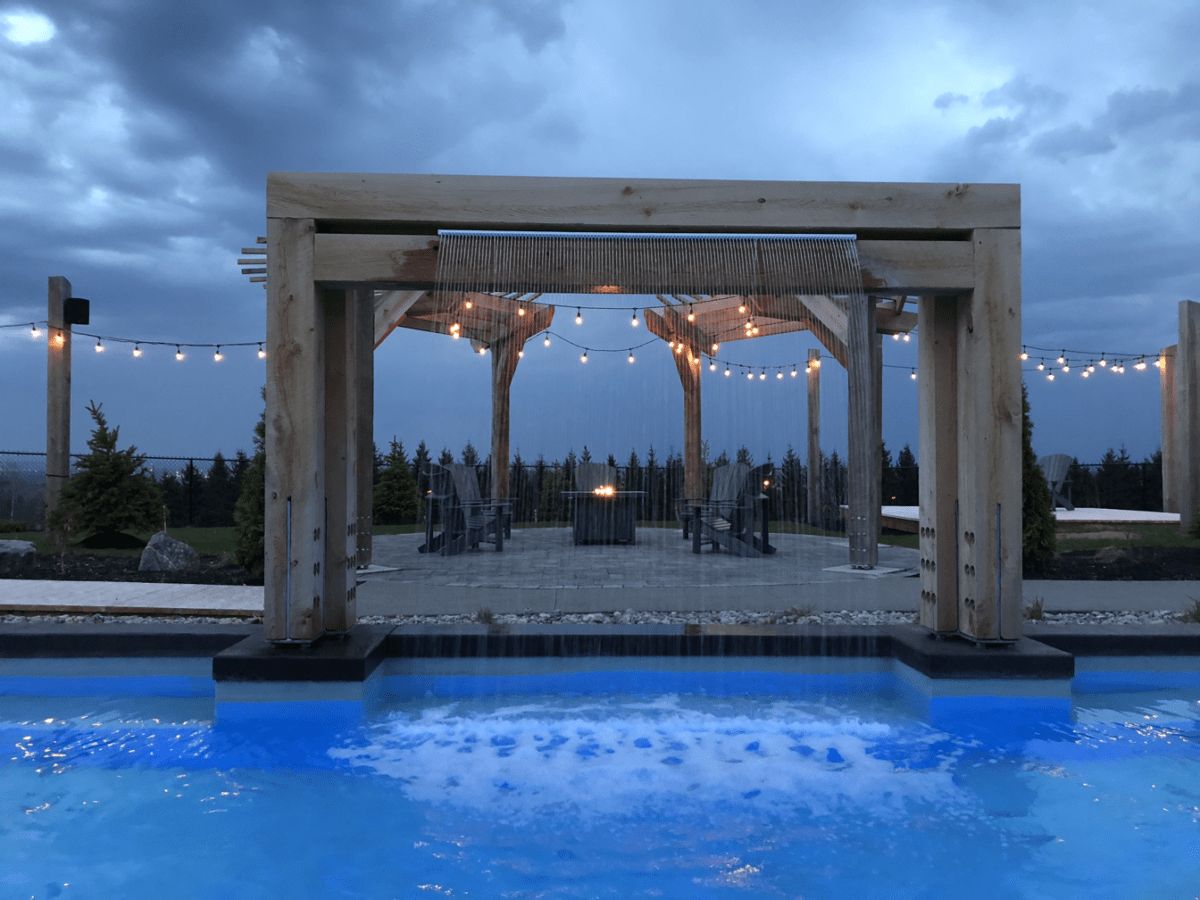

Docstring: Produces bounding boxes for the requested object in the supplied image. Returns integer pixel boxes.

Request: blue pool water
[3,668,1199,899]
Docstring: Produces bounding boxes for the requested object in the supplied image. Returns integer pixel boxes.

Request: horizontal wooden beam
[271,172,1019,232]
[315,234,976,295]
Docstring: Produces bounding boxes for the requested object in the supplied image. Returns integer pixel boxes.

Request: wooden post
[806,349,821,526]
[956,229,1022,641]
[490,338,521,501]
[670,347,703,502]
[1179,300,1200,535]
[1160,345,1178,514]
[322,287,359,633]
[873,332,883,527]
[847,293,879,567]
[264,217,326,642]
[356,288,375,566]
[45,277,72,523]
[918,296,960,633]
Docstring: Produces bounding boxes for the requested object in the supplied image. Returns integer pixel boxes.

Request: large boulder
[0,540,36,576]
[138,531,199,572]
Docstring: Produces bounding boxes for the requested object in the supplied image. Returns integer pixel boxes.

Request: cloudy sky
[0,0,1196,471]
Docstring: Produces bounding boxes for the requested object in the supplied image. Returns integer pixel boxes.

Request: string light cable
[3,322,268,360]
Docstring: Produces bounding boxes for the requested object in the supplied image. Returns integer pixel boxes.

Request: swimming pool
[4,664,1199,899]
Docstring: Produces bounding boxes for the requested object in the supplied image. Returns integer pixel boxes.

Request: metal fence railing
[0,451,247,529]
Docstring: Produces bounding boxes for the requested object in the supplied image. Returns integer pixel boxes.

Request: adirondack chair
[1038,454,1075,511]
[419,463,505,555]
[684,462,775,557]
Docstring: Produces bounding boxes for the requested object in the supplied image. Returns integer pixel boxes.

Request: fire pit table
[563,489,647,545]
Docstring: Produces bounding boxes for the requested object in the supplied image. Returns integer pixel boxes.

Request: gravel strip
[2,609,1196,627]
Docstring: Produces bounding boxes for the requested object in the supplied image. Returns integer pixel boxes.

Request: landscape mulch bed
[1034,546,1200,581]
[15,553,260,586]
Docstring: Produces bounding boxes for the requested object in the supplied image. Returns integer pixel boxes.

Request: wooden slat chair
[1037,454,1075,511]
[684,462,775,557]
[574,462,617,493]
[418,463,505,555]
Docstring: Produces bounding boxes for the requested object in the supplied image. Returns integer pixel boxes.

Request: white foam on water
[329,694,969,823]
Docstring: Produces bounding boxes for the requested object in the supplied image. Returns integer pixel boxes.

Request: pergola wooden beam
[313,233,974,295]
[271,172,1018,232]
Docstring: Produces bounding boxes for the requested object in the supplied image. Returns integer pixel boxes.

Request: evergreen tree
[780,445,803,524]
[626,450,642,493]
[880,441,898,504]
[580,446,592,463]
[896,444,919,506]
[199,452,236,527]
[438,447,454,465]
[1021,383,1056,573]
[713,450,730,467]
[735,446,753,465]
[231,450,251,498]
[461,442,480,467]
[411,441,432,511]
[48,401,164,539]
[233,390,266,581]
[374,439,420,525]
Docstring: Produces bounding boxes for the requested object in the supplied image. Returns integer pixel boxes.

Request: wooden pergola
[263,173,1022,645]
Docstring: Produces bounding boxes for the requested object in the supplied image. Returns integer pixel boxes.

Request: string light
[55,332,64,346]
[464,299,473,309]
[1081,369,1090,378]
[1099,354,1107,367]
[628,351,635,364]
[94,339,104,353]
[724,366,731,377]
[776,371,783,380]
[258,344,266,359]
[910,369,917,380]
[709,359,716,371]
[1047,372,1055,381]
[1135,358,1147,370]
[478,346,487,355]
[746,369,754,381]
[902,333,910,342]
[893,333,900,341]
[30,324,40,338]
[759,370,766,381]
[175,346,185,361]
[544,334,551,347]
[1061,362,1070,373]
[581,350,588,363]
[738,303,746,314]
[575,308,583,325]
[517,305,526,317]
[711,342,719,353]
[518,349,524,359]
[1020,349,1029,361]
[214,346,224,362]
[1057,351,1066,364]
[132,344,142,358]
[631,309,639,328]
[1037,360,1045,371]
[687,304,695,322]
[791,367,797,377]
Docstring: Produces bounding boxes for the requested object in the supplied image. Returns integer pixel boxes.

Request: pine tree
[199,452,236,527]
[1022,383,1056,573]
[48,401,164,540]
[461,442,480,467]
[233,390,266,581]
[374,439,420,525]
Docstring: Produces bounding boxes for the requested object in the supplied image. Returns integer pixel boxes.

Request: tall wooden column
[847,294,879,567]
[356,288,375,566]
[1179,300,1200,534]
[490,338,521,500]
[264,217,326,642]
[1160,345,1178,514]
[673,347,703,501]
[955,229,1022,641]
[918,296,960,633]
[45,277,72,521]
[322,287,361,633]
[806,349,821,526]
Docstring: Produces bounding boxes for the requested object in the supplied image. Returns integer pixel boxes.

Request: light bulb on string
[214,346,223,362]
[738,303,746,314]
[1061,362,1070,373]
[175,346,185,361]
[1087,364,1095,373]
[30,324,40,338]
[544,334,551,347]
[1020,349,1028,361]
[95,339,104,353]
[893,333,900,341]
[631,309,639,328]
[776,370,783,380]
[1099,355,1107,367]
[257,344,266,359]
[910,369,917,380]
[575,308,583,325]
[133,344,142,358]
[1135,358,1147,370]
[517,305,525,317]
[711,343,719,353]
[810,358,820,369]
[1082,370,1090,378]
[54,331,64,346]
[791,367,798,377]
[581,350,588,364]
[709,359,716,372]
[687,304,695,322]
[1057,351,1065,364]
[746,369,754,381]
[759,370,766,381]
[1047,372,1055,381]
[464,299,473,310]
[1036,360,1045,371]
[675,343,682,354]
[478,346,487,356]
[628,351,635,364]
[724,366,731,377]
[518,349,524,359]
[902,333,911,342]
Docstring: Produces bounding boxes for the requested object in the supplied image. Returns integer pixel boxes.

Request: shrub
[48,401,163,540]
[1189,509,1200,542]
[0,520,29,534]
